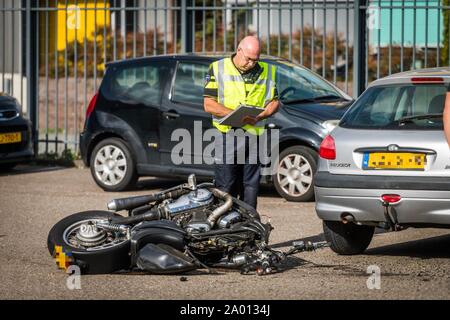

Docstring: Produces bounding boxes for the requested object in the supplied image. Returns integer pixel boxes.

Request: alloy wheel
[276,153,313,197]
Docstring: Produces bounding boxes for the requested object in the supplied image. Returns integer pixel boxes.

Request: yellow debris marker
[53,245,73,271]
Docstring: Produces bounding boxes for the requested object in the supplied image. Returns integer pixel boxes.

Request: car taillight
[381,194,401,204]
[319,134,336,160]
[85,93,99,119]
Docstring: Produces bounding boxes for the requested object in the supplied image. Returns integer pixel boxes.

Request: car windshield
[271,60,348,104]
[340,84,447,130]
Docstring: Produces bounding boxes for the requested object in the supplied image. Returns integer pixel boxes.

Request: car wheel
[273,146,317,202]
[90,138,138,191]
[323,220,375,255]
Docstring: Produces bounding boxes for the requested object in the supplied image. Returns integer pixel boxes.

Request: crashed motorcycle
[48,174,327,275]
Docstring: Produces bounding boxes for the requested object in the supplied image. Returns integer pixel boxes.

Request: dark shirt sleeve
[203,66,218,99]
[273,87,279,100]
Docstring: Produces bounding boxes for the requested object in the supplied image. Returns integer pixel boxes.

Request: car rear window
[103,63,168,106]
[340,84,447,130]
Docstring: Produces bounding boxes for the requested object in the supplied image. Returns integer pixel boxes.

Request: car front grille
[0,125,28,134]
[0,141,27,153]
[0,109,19,121]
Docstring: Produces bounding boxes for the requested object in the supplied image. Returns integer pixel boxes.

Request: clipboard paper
[217,104,264,127]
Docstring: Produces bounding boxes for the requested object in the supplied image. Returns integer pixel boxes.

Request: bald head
[234,36,261,72]
[238,36,261,56]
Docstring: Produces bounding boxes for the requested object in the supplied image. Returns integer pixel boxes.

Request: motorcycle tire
[47,210,131,274]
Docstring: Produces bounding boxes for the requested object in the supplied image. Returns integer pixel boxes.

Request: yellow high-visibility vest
[206,57,277,135]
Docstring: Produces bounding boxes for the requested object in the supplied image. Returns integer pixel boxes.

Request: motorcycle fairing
[130,220,187,268]
[136,243,196,274]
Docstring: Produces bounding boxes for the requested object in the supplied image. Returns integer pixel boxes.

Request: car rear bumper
[79,131,90,166]
[315,186,450,226]
[314,171,450,191]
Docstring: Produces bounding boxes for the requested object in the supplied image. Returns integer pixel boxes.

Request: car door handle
[162,111,180,120]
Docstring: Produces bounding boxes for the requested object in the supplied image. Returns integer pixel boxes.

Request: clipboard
[217,104,264,127]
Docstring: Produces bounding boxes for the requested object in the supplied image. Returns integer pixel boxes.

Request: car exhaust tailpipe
[341,213,355,224]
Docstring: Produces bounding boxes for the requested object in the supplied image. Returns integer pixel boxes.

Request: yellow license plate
[363,152,426,170]
[0,132,22,144]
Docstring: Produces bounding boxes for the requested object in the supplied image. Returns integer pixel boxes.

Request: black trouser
[214,131,261,209]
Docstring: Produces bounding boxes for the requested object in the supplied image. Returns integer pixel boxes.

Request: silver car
[314,67,450,255]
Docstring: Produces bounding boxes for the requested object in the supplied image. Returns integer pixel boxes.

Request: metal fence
[1,0,450,156]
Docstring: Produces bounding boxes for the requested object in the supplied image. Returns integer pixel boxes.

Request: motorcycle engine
[164,188,213,215]
[186,210,211,233]
[162,187,242,234]
[163,188,213,233]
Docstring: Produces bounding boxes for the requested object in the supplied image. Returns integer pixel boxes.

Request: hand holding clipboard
[217,104,264,127]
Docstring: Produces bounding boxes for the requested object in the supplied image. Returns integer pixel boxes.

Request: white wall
[137,0,174,43]
[0,0,27,113]
[0,75,28,114]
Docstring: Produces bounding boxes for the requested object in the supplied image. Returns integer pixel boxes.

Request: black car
[0,93,34,170]
[80,54,353,201]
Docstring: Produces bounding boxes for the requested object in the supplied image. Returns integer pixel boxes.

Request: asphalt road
[0,164,449,299]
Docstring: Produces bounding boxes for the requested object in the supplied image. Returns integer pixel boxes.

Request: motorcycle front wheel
[47,210,131,274]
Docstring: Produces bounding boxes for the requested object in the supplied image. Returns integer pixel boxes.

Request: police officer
[203,36,280,209]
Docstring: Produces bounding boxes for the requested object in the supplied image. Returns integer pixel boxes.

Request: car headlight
[13,100,23,118]
[322,119,340,133]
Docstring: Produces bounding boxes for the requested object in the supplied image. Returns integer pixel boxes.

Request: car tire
[47,211,131,274]
[323,220,374,255]
[90,137,138,191]
[273,146,317,202]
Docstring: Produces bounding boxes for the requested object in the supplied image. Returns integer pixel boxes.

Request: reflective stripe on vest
[211,58,276,135]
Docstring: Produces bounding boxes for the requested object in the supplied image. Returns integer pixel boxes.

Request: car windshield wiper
[283,97,315,104]
[312,94,345,101]
[396,113,443,125]
[283,94,345,104]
